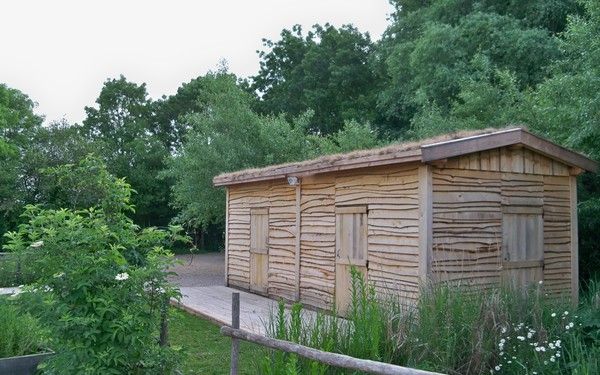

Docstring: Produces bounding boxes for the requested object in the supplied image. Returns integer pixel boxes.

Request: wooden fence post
[230,292,240,375]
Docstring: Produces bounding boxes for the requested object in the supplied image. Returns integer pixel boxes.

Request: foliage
[260,268,400,374]
[378,0,568,135]
[0,252,36,287]
[3,156,186,374]
[262,271,600,375]
[0,84,44,246]
[164,71,380,232]
[0,299,47,358]
[82,75,175,227]
[250,24,381,135]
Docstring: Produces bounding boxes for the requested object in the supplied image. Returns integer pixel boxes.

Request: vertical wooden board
[250,253,268,294]
[335,263,367,316]
[418,165,432,285]
[533,152,552,175]
[523,148,535,174]
[489,148,500,171]
[569,176,578,304]
[510,148,524,173]
[480,150,490,170]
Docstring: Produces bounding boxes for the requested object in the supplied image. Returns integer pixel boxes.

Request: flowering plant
[3,156,188,374]
[493,310,579,375]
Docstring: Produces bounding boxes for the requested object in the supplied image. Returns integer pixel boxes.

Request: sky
[1,0,394,125]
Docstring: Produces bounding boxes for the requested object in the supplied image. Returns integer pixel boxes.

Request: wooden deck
[173,286,318,335]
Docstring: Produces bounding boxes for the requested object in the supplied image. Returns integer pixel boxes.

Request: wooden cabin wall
[298,163,422,309]
[338,164,421,299]
[227,181,297,299]
[268,181,298,300]
[432,146,573,294]
[298,176,337,309]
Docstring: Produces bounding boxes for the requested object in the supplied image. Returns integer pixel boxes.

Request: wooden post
[294,183,301,301]
[230,292,240,375]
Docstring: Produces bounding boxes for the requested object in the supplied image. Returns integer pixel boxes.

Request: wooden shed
[213,128,598,312]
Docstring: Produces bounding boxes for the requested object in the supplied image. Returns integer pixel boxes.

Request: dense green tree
[527,0,600,279]
[164,72,380,236]
[378,0,577,136]
[0,84,44,243]
[250,24,380,135]
[83,76,174,227]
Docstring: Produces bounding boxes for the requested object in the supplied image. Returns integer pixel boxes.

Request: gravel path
[168,252,225,287]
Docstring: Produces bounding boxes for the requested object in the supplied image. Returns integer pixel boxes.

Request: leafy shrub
[0,299,47,358]
[2,156,187,374]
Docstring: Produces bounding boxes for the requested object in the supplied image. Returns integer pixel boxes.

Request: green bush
[0,299,46,358]
[2,156,188,374]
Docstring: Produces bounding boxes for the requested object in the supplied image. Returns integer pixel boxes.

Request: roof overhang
[213,127,598,187]
[421,128,598,173]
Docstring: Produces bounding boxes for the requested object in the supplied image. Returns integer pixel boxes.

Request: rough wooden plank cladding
[432,167,502,284]
[422,128,597,172]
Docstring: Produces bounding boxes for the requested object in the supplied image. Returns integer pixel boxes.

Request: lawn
[170,308,264,374]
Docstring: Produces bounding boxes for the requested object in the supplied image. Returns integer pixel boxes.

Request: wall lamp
[287,176,301,186]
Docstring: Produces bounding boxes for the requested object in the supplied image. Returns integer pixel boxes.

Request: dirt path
[168,252,225,287]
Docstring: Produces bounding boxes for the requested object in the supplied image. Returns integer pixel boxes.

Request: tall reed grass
[260,268,600,374]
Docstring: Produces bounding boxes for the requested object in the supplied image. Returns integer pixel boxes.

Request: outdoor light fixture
[287,176,300,186]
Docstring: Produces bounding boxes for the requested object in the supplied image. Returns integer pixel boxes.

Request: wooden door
[250,208,269,294]
[502,206,544,289]
[335,206,368,315]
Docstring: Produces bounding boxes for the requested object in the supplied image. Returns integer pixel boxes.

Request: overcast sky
[1,0,393,125]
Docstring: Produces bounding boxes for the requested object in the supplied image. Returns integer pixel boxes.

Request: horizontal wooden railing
[221,292,445,375]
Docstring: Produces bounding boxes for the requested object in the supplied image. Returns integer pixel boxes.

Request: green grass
[170,308,264,374]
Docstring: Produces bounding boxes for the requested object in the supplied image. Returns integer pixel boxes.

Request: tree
[163,73,267,231]
[0,84,44,244]
[164,72,380,239]
[250,24,380,135]
[377,0,576,136]
[526,0,600,279]
[82,76,174,227]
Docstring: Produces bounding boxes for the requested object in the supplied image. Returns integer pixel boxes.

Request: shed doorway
[335,206,368,315]
[250,208,269,294]
[501,206,544,289]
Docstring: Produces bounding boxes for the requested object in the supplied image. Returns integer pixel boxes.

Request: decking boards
[173,286,318,335]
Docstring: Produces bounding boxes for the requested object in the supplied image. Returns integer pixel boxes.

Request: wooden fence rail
[221,293,445,375]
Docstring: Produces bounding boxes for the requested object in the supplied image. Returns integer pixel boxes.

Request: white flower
[556,352,561,358]
[30,241,44,248]
[563,311,569,316]
[527,332,533,339]
[551,312,557,317]
[568,322,574,329]
[550,356,556,362]
[495,365,501,371]
[517,336,525,341]
[115,272,129,281]
[53,272,64,278]
[538,280,543,285]
[501,326,507,334]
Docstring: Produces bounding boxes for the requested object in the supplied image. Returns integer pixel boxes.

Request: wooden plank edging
[220,326,446,375]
